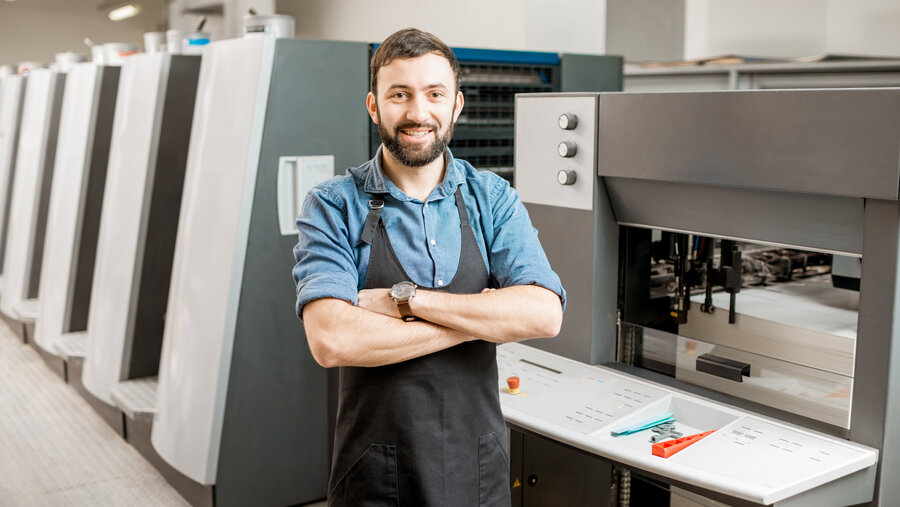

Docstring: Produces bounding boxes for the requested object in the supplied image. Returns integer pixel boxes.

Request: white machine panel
[0,69,62,319]
[83,55,168,404]
[276,154,334,235]
[498,343,877,505]
[152,36,272,485]
[514,93,597,210]
[33,63,102,353]
[0,75,25,276]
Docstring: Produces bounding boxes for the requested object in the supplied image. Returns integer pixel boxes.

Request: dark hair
[370,28,460,95]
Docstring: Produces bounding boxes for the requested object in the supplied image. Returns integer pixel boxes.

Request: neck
[380,149,446,201]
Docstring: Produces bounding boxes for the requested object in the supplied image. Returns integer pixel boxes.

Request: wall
[684,0,900,60]
[276,0,607,55]
[684,0,826,60]
[0,0,164,67]
[825,0,900,57]
[606,0,685,62]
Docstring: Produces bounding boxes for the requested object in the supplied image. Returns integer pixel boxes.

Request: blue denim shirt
[292,146,566,317]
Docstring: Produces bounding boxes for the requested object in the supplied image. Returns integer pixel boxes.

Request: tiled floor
[0,320,189,506]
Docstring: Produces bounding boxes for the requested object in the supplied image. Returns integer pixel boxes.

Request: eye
[430,91,444,98]
[391,91,407,99]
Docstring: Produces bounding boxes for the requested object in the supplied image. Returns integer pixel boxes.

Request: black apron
[327,187,510,507]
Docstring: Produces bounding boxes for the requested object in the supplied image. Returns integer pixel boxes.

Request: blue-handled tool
[610,413,676,436]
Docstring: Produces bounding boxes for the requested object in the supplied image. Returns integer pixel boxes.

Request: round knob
[527,474,538,487]
[558,113,578,130]
[557,170,577,186]
[557,141,577,158]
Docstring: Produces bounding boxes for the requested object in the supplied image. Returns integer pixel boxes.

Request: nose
[406,95,430,124]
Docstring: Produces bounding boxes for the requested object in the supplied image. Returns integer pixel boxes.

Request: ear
[366,92,378,124]
[452,90,464,123]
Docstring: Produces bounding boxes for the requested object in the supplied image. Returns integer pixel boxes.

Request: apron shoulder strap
[453,187,470,225]
[360,193,387,245]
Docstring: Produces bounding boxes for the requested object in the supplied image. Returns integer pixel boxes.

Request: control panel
[498,343,877,506]
[514,93,597,211]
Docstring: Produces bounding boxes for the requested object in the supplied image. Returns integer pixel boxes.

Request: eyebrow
[385,83,450,93]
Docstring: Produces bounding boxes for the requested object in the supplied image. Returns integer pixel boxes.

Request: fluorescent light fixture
[108,4,141,21]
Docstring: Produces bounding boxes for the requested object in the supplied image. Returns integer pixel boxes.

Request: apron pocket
[328,443,399,506]
[478,432,511,507]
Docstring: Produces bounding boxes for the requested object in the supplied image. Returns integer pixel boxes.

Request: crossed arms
[302,285,562,368]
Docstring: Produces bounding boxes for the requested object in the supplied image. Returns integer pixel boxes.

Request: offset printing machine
[507,89,899,505]
[77,51,200,436]
[32,60,120,380]
[0,73,25,299]
[0,67,65,341]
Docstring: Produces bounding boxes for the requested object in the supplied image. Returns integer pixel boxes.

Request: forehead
[376,52,455,93]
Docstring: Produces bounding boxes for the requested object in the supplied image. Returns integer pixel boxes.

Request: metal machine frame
[514,89,900,505]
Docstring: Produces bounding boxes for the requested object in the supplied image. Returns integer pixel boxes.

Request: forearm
[303,298,472,368]
[411,285,562,343]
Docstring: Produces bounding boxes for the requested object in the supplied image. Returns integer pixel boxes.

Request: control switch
[557,170,577,186]
[557,141,577,158]
[558,113,578,130]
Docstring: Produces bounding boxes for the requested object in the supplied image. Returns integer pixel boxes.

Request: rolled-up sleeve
[292,185,359,318]
[487,177,567,310]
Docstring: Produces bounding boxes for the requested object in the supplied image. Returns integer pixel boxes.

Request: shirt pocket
[328,443,399,506]
[478,432,511,507]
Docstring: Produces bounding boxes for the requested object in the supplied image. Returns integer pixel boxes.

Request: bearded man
[292,28,565,507]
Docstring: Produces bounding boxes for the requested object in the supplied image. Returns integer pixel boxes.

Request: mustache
[394,121,439,132]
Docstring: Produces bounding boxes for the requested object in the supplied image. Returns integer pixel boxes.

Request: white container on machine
[144,32,167,54]
[181,32,211,54]
[242,14,294,39]
[103,43,140,64]
[90,45,106,64]
[17,62,44,75]
[166,30,185,53]
[54,52,87,73]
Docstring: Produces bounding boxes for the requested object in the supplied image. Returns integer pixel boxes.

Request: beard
[377,110,455,168]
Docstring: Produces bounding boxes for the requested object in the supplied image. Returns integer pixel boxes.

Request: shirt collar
[361,145,466,202]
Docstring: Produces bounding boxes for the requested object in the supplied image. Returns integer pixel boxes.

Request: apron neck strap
[360,194,387,245]
[453,187,470,225]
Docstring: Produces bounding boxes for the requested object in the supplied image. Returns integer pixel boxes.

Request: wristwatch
[390,281,417,322]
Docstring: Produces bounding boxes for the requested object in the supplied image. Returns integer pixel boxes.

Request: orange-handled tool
[652,430,716,458]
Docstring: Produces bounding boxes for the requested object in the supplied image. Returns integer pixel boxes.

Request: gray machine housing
[515,89,900,505]
[216,39,371,506]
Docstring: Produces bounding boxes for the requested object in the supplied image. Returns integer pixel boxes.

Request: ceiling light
[108,4,141,21]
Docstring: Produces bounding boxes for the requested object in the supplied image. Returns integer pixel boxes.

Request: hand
[357,288,401,319]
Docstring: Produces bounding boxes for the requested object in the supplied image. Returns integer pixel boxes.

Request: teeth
[404,130,429,138]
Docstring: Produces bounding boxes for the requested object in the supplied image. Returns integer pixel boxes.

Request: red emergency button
[507,376,520,395]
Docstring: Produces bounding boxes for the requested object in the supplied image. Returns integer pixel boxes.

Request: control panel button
[557,141,577,158]
[558,113,578,130]
[507,376,521,395]
[557,170,577,186]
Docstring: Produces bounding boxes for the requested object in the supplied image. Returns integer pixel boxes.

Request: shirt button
[438,279,444,286]
[424,202,429,209]
[430,239,436,246]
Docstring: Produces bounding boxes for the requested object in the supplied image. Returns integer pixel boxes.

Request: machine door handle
[696,353,750,382]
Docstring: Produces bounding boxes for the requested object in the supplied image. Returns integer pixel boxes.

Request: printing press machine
[0,67,65,341]
[506,89,900,505]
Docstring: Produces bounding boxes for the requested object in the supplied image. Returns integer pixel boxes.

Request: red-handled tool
[652,430,716,458]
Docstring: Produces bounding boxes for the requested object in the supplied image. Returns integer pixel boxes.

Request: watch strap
[397,299,415,321]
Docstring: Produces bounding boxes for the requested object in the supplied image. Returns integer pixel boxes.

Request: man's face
[367,52,464,168]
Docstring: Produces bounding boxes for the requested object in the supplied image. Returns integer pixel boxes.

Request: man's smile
[398,126,437,143]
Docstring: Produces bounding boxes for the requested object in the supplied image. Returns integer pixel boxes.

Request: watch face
[391,281,416,300]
